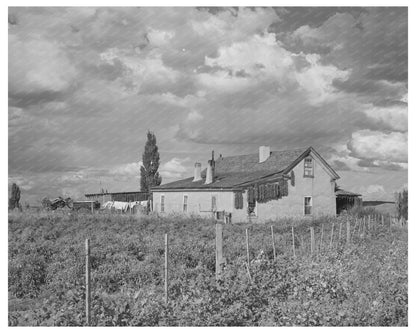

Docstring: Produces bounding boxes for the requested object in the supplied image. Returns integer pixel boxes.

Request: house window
[160,195,165,213]
[304,157,314,177]
[211,195,217,211]
[248,201,256,216]
[304,196,312,215]
[183,195,188,213]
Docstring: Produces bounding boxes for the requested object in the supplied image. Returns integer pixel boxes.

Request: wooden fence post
[164,233,169,304]
[291,226,296,258]
[90,202,94,214]
[245,262,252,282]
[346,219,351,246]
[369,215,373,236]
[338,221,342,245]
[330,222,334,248]
[364,217,367,232]
[300,235,304,254]
[320,225,324,252]
[271,225,276,261]
[245,228,250,266]
[215,224,223,281]
[352,218,357,238]
[389,214,392,234]
[85,239,91,326]
[381,215,384,227]
[310,227,315,255]
[368,215,371,231]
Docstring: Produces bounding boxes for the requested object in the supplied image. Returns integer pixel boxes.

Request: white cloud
[366,184,385,194]
[59,171,86,184]
[197,70,255,92]
[363,104,407,132]
[292,13,357,49]
[159,157,191,181]
[294,53,350,104]
[201,33,349,103]
[100,48,180,92]
[357,184,388,200]
[110,162,143,177]
[191,7,278,44]
[145,92,203,108]
[146,28,175,47]
[186,110,203,122]
[205,33,293,79]
[348,130,407,163]
[9,34,77,95]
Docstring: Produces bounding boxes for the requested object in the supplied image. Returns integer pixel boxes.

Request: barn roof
[152,146,339,191]
[335,189,361,197]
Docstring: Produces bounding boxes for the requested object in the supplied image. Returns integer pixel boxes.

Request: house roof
[335,189,361,197]
[85,191,148,197]
[152,146,340,191]
[213,147,307,174]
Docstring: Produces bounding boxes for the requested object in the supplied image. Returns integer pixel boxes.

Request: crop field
[8,210,407,326]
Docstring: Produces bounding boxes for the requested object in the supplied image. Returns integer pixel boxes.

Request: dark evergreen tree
[9,183,21,210]
[140,131,162,193]
[396,188,408,221]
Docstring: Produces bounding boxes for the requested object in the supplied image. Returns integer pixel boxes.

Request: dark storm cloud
[271,7,365,32]
[357,159,405,171]
[9,90,67,109]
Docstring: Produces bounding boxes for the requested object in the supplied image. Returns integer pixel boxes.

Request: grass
[8,210,407,326]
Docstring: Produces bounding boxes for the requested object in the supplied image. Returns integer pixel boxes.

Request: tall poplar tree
[140,131,162,193]
[9,183,21,210]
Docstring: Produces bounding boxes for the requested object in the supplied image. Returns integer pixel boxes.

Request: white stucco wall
[152,190,234,218]
[152,155,336,223]
[254,156,336,222]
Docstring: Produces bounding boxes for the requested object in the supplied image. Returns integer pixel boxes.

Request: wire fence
[80,213,407,325]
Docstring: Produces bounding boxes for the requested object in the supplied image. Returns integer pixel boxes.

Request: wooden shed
[335,189,362,214]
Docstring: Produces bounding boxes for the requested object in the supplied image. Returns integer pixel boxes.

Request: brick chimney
[259,146,271,163]
[192,162,202,182]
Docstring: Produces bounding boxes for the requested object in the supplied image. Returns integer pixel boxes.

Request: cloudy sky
[8,7,407,204]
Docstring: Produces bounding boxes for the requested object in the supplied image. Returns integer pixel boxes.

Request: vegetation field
[8,210,407,326]
[363,201,396,216]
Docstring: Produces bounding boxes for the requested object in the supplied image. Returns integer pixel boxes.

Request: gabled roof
[152,146,340,191]
[213,147,307,174]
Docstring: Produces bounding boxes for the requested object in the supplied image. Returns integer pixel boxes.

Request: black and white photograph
[7,4,409,327]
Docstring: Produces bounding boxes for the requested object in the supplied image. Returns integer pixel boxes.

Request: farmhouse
[151,146,360,223]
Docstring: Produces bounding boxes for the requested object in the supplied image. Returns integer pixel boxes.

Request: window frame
[304,156,314,178]
[247,199,257,217]
[183,194,188,213]
[304,196,312,215]
[211,195,217,212]
[160,194,165,213]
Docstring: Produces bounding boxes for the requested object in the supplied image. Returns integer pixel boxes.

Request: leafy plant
[8,211,407,326]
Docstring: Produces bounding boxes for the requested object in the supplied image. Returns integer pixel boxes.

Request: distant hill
[363,201,396,216]
[363,200,395,206]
